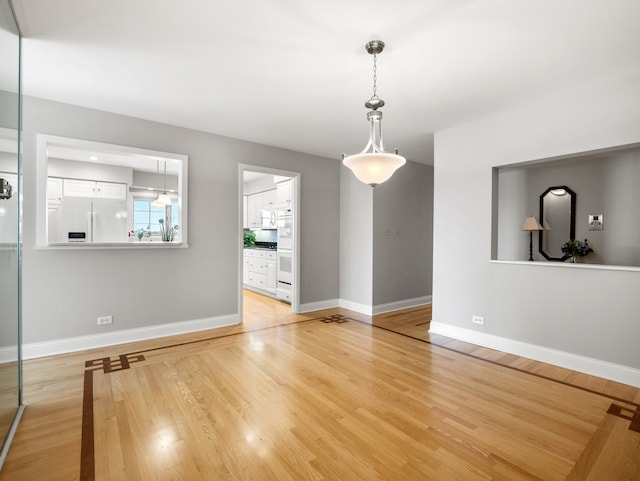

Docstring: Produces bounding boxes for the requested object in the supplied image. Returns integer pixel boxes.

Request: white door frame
[238,164,301,323]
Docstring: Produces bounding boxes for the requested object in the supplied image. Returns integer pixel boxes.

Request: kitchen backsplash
[245,228,277,243]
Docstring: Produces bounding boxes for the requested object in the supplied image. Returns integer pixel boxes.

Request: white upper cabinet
[47,177,63,201]
[243,195,248,228]
[245,189,277,228]
[96,181,127,199]
[276,179,292,205]
[262,189,276,210]
[62,178,126,199]
[63,178,95,197]
[246,193,261,228]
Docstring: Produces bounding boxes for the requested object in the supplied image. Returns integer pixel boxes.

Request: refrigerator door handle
[88,209,94,243]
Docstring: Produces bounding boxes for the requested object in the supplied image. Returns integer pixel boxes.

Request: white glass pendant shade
[343,152,406,187]
[156,192,172,205]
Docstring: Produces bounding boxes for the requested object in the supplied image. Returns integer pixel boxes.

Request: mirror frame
[538,185,576,261]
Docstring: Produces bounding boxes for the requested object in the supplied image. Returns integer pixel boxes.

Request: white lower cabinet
[244,249,277,295]
[265,257,276,294]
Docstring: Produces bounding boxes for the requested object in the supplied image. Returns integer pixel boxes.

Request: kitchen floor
[242,289,293,327]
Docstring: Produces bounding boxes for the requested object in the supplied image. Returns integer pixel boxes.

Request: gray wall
[373,161,433,306]
[22,96,341,344]
[433,72,640,369]
[339,160,434,313]
[339,166,373,309]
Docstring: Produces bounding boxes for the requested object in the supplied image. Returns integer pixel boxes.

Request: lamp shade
[343,152,406,187]
[156,192,172,206]
[522,216,543,231]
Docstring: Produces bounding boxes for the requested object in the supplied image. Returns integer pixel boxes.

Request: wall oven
[276,209,293,249]
[276,248,293,302]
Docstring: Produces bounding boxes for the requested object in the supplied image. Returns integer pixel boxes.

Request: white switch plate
[472,315,484,325]
[97,315,113,326]
[588,213,604,231]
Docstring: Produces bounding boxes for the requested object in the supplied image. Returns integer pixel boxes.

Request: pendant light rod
[155,159,172,206]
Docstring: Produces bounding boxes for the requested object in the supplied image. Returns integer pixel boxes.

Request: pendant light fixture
[151,159,163,208]
[342,40,406,188]
[153,160,172,206]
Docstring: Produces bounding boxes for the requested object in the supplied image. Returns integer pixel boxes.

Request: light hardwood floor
[1,291,638,480]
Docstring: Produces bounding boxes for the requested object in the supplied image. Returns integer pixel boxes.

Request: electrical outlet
[97,315,113,326]
[472,315,484,325]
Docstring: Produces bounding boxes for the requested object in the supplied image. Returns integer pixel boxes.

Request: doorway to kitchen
[238,165,300,324]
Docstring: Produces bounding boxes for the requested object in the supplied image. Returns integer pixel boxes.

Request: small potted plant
[158,218,174,242]
[561,238,593,263]
[244,230,256,247]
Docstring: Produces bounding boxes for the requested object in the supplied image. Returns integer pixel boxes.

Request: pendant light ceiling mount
[342,39,406,188]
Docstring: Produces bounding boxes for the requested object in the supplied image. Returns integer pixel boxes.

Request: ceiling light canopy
[342,40,406,188]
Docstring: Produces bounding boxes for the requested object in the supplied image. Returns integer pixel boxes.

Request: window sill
[491,259,640,272]
[35,242,188,250]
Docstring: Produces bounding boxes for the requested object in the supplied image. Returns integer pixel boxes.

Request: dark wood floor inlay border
[317,313,351,324]
[81,353,146,481]
[85,353,146,374]
[607,403,640,433]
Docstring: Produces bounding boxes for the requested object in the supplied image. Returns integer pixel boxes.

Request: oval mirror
[538,186,576,261]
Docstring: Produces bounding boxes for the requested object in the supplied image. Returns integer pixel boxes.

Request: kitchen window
[132,199,179,239]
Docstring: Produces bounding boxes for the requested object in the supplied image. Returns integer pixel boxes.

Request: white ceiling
[11,0,640,165]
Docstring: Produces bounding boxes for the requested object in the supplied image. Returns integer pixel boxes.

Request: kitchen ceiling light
[342,40,406,188]
[155,160,172,206]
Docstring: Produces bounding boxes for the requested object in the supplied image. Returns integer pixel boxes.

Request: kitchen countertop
[243,246,278,251]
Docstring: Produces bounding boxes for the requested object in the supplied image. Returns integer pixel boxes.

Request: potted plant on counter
[561,238,593,263]
[244,230,256,247]
[158,218,175,242]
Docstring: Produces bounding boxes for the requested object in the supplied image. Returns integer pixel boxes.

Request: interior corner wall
[432,73,640,370]
[339,166,373,312]
[373,160,433,307]
[21,96,341,345]
[496,168,529,261]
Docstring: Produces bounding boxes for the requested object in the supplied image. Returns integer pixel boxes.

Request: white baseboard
[338,299,373,316]
[299,299,340,313]
[0,346,18,364]
[373,296,432,315]
[22,314,239,360]
[336,296,433,317]
[429,321,640,388]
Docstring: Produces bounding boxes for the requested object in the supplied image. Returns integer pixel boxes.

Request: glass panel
[0,0,22,457]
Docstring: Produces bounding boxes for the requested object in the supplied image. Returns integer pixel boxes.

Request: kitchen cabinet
[245,189,276,229]
[246,194,261,228]
[63,179,127,199]
[244,249,276,295]
[96,181,127,199]
[243,251,250,283]
[243,195,248,228]
[262,189,276,210]
[265,255,276,294]
[276,179,292,205]
[47,177,63,201]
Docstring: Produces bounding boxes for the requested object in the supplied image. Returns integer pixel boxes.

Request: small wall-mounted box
[588,214,604,231]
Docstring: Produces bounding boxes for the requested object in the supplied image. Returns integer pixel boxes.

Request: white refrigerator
[50,196,128,243]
